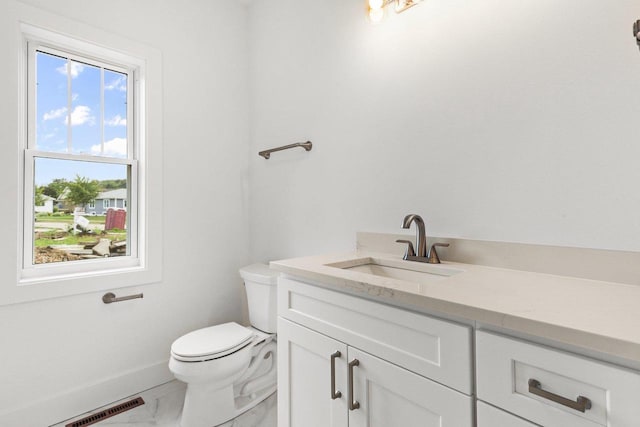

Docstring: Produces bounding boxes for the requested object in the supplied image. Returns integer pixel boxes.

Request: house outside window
[88,200,95,209]
[103,199,111,209]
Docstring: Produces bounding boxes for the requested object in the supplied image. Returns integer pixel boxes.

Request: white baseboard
[0,359,173,427]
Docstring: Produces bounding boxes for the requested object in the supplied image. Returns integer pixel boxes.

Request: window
[19,24,149,285]
[25,44,135,271]
[7,16,162,306]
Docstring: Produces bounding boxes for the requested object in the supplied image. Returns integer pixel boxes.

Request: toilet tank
[239,264,279,333]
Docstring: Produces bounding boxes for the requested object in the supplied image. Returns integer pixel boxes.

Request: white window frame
[88,200,95,209]
[23,36,139,281]
[103,199,111,209]
[6,14,163,306]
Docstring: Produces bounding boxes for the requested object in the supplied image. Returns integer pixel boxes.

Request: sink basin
[326,257,463,284]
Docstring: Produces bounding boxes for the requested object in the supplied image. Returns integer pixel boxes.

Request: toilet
[169,264,278,427]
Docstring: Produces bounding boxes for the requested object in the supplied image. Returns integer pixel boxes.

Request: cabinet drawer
[278,277,472,394]
[477,402,537,427]
[476,331,640,427]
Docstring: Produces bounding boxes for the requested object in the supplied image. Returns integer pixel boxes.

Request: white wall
[248,0,640,262]
[0,0,251,424]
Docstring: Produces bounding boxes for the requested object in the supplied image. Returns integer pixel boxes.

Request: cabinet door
[347,347,473,427]
[277,318,348,427]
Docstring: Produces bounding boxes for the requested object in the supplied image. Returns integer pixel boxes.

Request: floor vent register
[65,396,145,427]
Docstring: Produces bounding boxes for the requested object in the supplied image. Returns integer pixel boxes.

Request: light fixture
[368,0,422,23]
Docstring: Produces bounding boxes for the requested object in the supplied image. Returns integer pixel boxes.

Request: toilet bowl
[169,264,278,427]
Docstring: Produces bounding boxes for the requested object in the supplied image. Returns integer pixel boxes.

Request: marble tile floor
[51,381,277,427]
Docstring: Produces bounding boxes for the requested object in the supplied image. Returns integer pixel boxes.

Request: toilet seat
[171,322,255,362]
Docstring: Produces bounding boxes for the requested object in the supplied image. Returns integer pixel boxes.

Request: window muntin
[24,41,137,274]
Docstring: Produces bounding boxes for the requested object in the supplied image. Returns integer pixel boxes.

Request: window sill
[3,262,161,307]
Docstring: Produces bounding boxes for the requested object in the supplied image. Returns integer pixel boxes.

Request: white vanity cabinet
[277,277,474,427]
[273,250,640,427]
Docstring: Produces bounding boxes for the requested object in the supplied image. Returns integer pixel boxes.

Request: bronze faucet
[396,214,449,264]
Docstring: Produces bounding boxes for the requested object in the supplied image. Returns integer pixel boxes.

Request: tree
[66,175,100,209]
[34,185,45,206]
[42,178,69,199]
[99,179,127,190]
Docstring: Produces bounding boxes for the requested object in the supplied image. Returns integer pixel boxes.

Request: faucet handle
[395,239,416,260]
[428,243,450,264]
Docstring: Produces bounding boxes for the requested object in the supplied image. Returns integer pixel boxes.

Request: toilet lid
[171,322,254,360]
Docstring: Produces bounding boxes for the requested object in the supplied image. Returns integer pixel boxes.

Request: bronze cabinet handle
[330,351,342,400]
[528,379,592,413]
[348,359,360,410]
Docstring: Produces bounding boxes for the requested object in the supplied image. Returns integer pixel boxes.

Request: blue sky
[35,51,128,186]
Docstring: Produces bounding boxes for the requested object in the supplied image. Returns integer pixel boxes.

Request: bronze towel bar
[258,141,312,159]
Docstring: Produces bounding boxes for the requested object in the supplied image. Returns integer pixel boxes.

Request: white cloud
[105,76,127,91]
[105,114,127,127]
[56,62,85,78]
[64,105,95,126]
[91,138,127,157]
[43,107,67,121]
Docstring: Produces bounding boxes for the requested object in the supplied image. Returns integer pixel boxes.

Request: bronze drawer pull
[348,359,360,410]
[330,351,342,400]
[528,379,592,413]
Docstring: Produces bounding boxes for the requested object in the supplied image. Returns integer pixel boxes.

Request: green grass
[35,231,127,247]
[35,235,99,247]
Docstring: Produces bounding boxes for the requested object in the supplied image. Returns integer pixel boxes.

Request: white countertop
[271,251,640,363]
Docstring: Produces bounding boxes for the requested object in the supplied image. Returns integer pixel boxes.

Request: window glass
[30,46,134,269]
[36,51,68,152]
[103,69,128,158]
[69,60,101,155]
[33,157,129,265]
